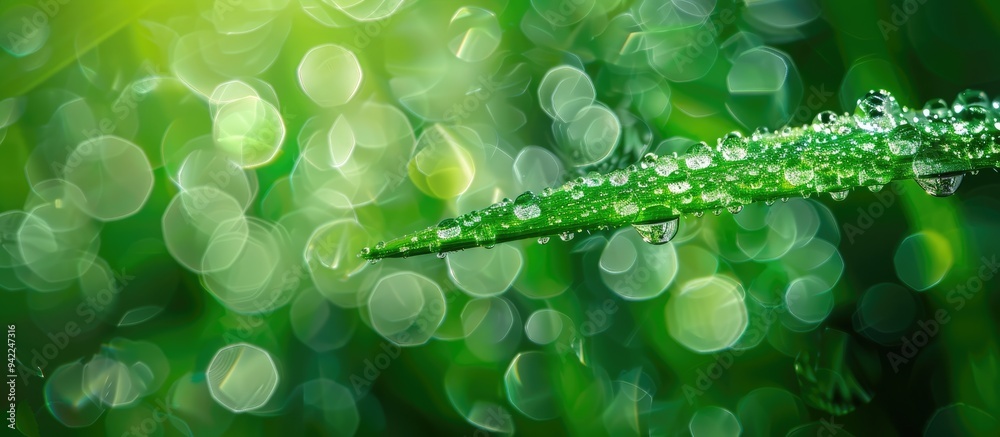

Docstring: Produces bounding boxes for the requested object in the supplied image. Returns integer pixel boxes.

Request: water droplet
[437,252,448,259]
[640,153,659,169]
[784,166,815,186]
[684,142,713,170]
[922,98,950,119]
[956,105,993,134]
[631,218,679,245]
[693,211,704,218]
[719,132,747,161]
[888,124,921,156]
[868,185,884,192]
[953,89,989,113]
[609,171,629,186]
[541,187,555,197]
[375,242,386,250]
[614,202,639,216]
[584,172,604,187]
[915,174,963,197]
[813,110,838,126]
[437,219,462,239]
[559,232,574,241]
[667,181,691,194]
[513,192,542,220]
[537,236,550,245]
[764,199,776,206]
[830,190,849,201]
[728,205,743,214]
[751,126,770,141]
[913,145,972,177]
[854,90,899,132]
[474,227,497,248]
[655,158,679,177]
[359,247,371,257]
[712,208,723,216]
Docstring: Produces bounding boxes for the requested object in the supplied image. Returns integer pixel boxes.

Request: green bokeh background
[3,0,1000,435]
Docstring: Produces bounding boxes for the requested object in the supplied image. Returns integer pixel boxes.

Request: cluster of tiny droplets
[362,89,1000,261]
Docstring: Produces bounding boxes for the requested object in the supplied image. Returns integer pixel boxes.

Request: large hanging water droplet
[513,192,542,220]
[830,190,849,201]
[914,174,963,197]
[727,205,743,214]
[888,124,921,156]
[436,252,448,259]
[912,146,972,178]
[684,142,713,170]
[631,218,679,245]
[559,231,574,241]
[854,90,899,132]
[537,236,550,245]
[437,218,462,239]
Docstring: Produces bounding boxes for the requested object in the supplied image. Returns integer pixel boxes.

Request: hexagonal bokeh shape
[368,271,446,346]
[206,343,280,412]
